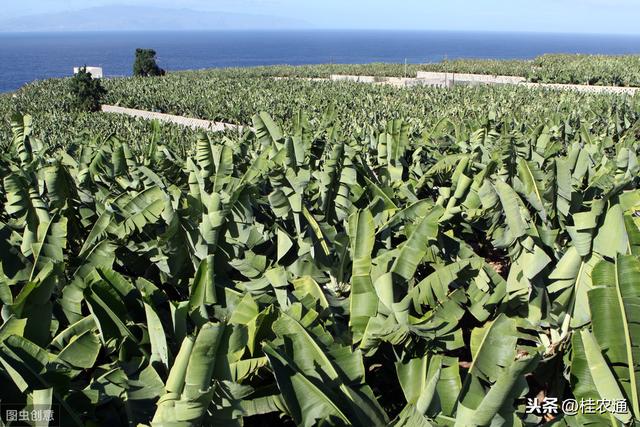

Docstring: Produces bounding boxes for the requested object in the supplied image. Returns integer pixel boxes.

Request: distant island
[0,5,310,32]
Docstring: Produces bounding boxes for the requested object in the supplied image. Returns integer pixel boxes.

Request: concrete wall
[330,75,450,87]
[520,82,638,96]
[416,71,526,86]
[330,75,377,83]
[404,78,451,88]
[332,72,528,87]
[327,73,637,95]
[101,105,247,132]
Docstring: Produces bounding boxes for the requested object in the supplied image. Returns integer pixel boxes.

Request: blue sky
[5,0,640,34]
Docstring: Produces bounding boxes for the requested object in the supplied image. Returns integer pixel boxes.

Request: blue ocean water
[1,30,640,93]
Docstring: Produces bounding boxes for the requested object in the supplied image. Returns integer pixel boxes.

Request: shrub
[133,48,166,77]
[68,66,107,112]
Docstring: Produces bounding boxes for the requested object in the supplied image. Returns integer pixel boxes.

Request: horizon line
[2,28,640,37]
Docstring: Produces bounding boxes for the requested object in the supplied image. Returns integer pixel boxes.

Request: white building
[73,66,103,79]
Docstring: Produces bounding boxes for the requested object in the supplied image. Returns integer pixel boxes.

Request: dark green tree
[133,49,166,77]
[68,66,107,112]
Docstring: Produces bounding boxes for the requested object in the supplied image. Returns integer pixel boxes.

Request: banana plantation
[1,69,640,426]
[113,53,640,86]
[5,75,640,145]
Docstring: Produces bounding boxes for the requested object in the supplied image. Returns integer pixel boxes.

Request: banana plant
[0,93,639,427]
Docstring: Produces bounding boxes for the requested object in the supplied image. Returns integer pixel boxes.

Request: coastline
[2,30,640,92]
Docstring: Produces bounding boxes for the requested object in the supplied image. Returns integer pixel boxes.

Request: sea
[1,30,640,93]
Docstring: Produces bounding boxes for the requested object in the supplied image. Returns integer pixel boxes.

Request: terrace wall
[101,105,247,132]
[330,75,377,83]
[416,71,527,86]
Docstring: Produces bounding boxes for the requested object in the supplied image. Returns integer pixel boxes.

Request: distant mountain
[0,5,310,32]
